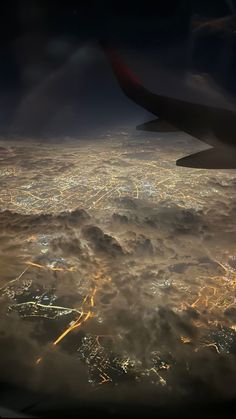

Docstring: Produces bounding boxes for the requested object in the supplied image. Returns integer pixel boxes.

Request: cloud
[1,187,236,407]
[82,225,124,257]
[50,234,83,257]
[0,208,90,233]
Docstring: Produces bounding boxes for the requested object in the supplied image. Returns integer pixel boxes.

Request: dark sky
[0,0,234,43]
[0,0,236,138]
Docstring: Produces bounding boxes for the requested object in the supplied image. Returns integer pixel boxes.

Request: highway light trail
[35,271,101,365]
[0,266,29,292]
[25,260,76,272]
[53,290,96,346]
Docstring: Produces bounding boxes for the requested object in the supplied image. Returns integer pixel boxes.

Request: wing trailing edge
[177,147,236,169]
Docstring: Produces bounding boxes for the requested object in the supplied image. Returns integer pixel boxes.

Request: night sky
[1,0,236,138]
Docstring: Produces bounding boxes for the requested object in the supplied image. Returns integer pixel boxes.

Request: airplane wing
[102,45,236,168]
[177,147,236,169]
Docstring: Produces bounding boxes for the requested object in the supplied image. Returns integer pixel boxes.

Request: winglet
[100,42,141,88]
[100,41,159,115]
